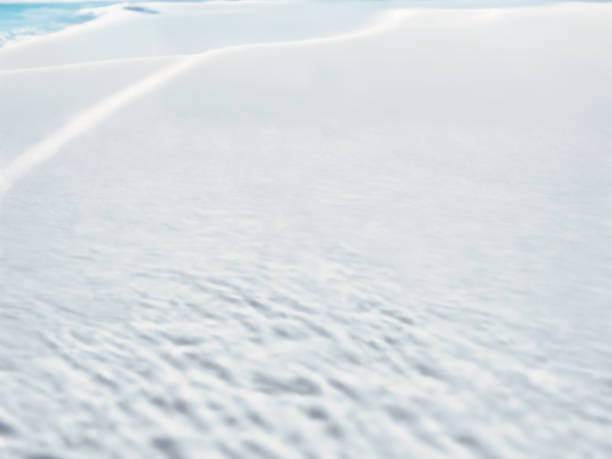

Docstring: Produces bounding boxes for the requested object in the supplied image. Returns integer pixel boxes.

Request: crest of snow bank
[0,9,410,199]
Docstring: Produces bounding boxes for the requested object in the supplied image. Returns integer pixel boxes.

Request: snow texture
[1,2,612,458]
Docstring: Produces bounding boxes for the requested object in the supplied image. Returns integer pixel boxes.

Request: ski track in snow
[1,3,612,459]
[0,9,409,200]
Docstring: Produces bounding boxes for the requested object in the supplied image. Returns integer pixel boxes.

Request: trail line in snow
[0,54,186,76]
[0,9,410,199]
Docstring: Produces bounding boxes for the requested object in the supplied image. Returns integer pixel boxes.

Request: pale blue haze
[0,2,102,47]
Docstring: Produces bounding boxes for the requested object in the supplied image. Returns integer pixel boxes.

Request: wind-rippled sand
[1,2,612,458]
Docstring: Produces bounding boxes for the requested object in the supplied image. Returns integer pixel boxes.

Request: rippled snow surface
[1,2,612,459]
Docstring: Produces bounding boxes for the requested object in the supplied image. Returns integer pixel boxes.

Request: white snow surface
[1,2,612,458]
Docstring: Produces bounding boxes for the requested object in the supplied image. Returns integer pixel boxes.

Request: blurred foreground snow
[1,2,612,458]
